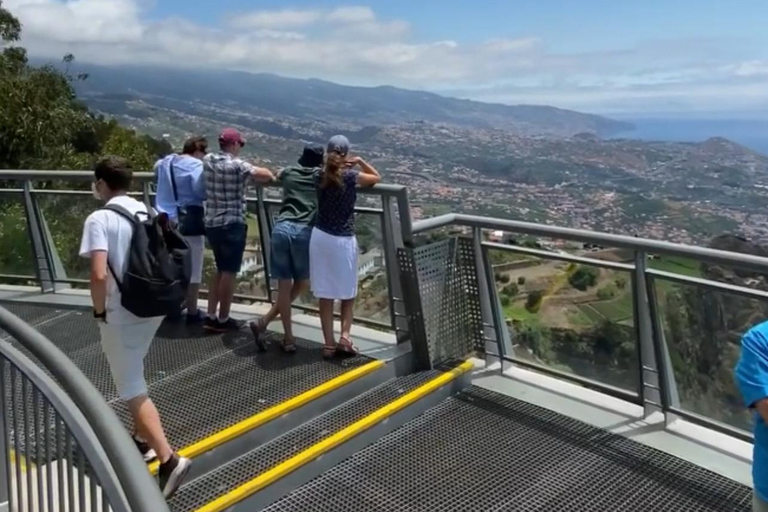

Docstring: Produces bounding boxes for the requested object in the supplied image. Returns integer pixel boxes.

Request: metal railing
[1,170,765,445]
[0,306,168,511]
[410,213,768,442]
[0,170,412,342]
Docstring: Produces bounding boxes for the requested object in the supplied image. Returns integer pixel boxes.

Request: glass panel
[654,277,758,431]
[36,193,103,280]
[232,209,268,301]
[490,247,640,392]
[0,193,37,277]
[353,212,389,326]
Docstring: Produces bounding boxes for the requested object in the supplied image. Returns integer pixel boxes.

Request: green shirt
[276,166,318,225]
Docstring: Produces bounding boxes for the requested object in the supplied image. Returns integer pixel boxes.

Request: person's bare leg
[340,299,354,345]
[186,283,200,315]
[279,280,308,340]
[127,395,174,464]
[217,272,237,320]
[207,273,221,318]
[318,299,336,352]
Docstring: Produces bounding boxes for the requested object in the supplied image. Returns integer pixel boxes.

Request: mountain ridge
[48,61,632,138]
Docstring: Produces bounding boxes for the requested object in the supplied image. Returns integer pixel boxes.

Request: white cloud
[327,6,376,23]
[228,9,321,30]
[6,0,767,114]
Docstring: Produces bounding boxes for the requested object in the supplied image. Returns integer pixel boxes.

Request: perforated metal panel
[397,238,483,367]
[265,386,751,512]
[171,372,439,512]
[2,304,372,451]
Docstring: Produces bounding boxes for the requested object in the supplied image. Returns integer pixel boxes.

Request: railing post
[22,181,55,293]
[381,197,409,342]
[481,245,513,361]
[646,274,680,412]
[255,188,273,303]
[141,181,152,208]
[634,252,663,418]
[472,228,498,356]
[0,363,8,508]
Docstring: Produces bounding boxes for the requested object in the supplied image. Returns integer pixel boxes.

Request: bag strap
[169,156,180,204]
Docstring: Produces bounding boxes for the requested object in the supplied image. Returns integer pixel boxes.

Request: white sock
[218,316,229,323]
[208,314,217,320]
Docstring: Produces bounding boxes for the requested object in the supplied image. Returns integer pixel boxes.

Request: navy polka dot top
[314,169,359,237]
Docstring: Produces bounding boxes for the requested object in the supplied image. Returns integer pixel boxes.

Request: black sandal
[249,318,268,352]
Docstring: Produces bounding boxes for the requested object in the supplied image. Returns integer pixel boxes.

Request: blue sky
[7,0,768,115]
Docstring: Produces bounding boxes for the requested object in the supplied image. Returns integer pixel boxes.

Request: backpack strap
[100,203,144,292]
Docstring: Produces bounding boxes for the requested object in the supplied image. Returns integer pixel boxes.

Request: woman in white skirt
[310,135,381,358]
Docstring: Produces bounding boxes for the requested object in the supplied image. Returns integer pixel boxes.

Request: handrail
[413,213,768,274]
[0,307,169,511]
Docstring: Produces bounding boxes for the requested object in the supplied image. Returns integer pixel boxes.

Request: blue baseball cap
[327,135,350,156]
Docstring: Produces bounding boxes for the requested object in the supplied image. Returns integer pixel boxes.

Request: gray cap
[327,135,350,156]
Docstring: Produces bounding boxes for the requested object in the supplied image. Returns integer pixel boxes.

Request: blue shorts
[271,220,312,281]
[206,223,247,274]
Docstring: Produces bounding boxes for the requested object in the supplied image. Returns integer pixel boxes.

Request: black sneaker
[186,310,206,325]
[216,318,243,332]
[158,454,192,499]
[203,317,219,331]
[133,437,157,463]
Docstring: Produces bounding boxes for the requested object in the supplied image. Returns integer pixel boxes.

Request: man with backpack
[154,136,208,324]
[79,156,191,499]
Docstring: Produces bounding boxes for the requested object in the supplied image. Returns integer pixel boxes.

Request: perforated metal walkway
[1,302,371,450]
[264,386,752,512]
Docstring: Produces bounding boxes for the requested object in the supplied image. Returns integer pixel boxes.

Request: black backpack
[103,204,191,318]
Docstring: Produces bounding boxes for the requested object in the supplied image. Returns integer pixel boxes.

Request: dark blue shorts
[270,220,312,281]
[206,223,247,274]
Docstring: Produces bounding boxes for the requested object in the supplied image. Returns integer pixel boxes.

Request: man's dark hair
[182,136,208,156]
[94,156,132,191]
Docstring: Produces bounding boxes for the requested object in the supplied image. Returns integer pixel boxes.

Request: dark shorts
[206,223,247,274]
[270,220,312,281]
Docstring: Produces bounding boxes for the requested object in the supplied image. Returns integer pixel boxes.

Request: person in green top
[250,143,323,352]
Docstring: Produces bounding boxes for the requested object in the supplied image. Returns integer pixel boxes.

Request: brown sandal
[322,344,337,359]
[281,338,297,354]
[336,336,359,356]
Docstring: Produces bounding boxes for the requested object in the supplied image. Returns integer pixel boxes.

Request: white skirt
[309,227,358,300]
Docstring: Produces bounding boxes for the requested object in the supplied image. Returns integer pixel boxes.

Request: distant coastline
[612,118,768,155]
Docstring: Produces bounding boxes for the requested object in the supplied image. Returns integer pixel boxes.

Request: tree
[500,295,511,308]
[496,273,511,284]
[518,276,527,285]
[525,291,543,313]
[569,266,599,291]
[597,285,617,301]
[502,283,519,297]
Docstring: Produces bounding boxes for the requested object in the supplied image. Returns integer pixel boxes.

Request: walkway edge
[148,360,385,474]
[194,360,474,512]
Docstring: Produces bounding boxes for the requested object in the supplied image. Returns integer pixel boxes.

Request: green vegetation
[649,256,702,278]
[502,283,519,297]
[0,2,171,276]
[597,284,618,301]
[525,291,543,313]
[568,266,599,291]
[518,276,526,285]
[496,273,511,284]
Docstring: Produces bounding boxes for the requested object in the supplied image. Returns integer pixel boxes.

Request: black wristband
[93,309,106,320]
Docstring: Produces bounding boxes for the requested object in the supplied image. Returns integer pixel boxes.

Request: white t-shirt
[79,195,153,325]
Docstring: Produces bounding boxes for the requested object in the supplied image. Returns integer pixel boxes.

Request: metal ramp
[264,386,753,512]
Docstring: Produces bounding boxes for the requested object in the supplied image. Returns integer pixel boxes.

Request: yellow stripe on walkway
[195,360,474,512]
[149,360,385,475]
